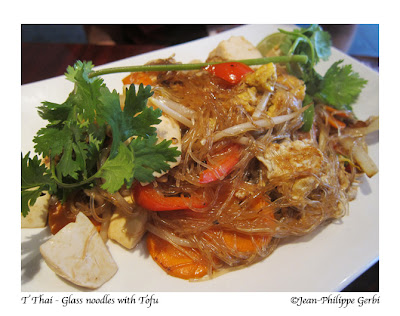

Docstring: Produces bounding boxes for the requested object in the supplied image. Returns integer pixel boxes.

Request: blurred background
[21,24,379,291]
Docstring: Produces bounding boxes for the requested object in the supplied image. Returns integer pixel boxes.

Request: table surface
[21,42,379,292]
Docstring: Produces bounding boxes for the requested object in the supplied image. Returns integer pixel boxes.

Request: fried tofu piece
[21,192,50,228]
[108,197,148,250]
[40,212,118,289]
[207,36,262,61]
[153,114,182,177]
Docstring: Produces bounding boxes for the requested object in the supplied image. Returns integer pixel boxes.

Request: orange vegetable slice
[199,143,242,184]
[122,72,156,86]
[133,183,208,211]
[147,232,209,280]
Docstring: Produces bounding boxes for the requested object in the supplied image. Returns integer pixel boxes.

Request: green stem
[278,29,315,66]
[50,159,101,189]
[88,55,308,78]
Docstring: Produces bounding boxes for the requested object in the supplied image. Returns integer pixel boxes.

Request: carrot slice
[323,105,350,129]
[133,183,208,211]
[326,114,346,129]
[209,230,272,253]
[199,143,242,184]
[324,105,351,118]
[147,232,209,280]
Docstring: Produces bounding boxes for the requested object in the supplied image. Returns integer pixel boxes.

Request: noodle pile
[59,58,377,280]
[122,63,373,278]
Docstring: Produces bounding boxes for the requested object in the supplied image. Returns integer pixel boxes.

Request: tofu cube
[21,192,50,228]
[40,212,118,289]
[108,206,148,250]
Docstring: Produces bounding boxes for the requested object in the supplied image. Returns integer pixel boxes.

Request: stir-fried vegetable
[199,143,243,183]
[204,62,254,85]
[133,183,208,211]
[257,24,368,131]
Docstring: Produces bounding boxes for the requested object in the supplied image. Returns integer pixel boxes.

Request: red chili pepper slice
[205,62,253,85]
[199,143,242,184]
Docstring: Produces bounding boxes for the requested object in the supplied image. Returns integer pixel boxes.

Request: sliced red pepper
[133,183,207,211]
[205,62,253,85]
[199,143,242,184]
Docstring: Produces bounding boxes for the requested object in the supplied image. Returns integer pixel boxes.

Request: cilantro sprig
[22,61,180,216]
[257,24,368,130]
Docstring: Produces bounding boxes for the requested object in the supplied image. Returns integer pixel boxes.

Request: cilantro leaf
[33,126,71,159]
[37,101,72,125]
[65,60,96,84]
[128,135,180,183]
[21,153,53,217]
[124,83,154,117]
[98,143,135,193]
[260,25,367,130]
[278,24,331,68]
[315,60,368,110]
[22,60,181,217]
[97,84,160,157]
[310,28,331,62]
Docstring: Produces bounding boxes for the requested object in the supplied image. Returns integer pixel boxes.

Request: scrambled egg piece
[276,73,306,100]
[244,63,277,93]
[235,87,258,113]
[267,74,305,117]
[207,36,263,61]
[21,192,50,228]
[108,196,148,249]
[40,212,118,289]
[257,140,324,199]
[233,63,277,114]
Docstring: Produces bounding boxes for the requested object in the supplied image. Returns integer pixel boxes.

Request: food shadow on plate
[21,227,51,285]
[365,130,379,146]
[359,174,374,196]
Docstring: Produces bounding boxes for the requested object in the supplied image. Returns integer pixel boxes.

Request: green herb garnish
[22,61,180,216]
[257,24,368,131]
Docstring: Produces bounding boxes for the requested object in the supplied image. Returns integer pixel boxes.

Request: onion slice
[344,116,379,136]
[339,137,378,178]
[252,92,271,119]
[213,105,310,142]
[153,91,196,118]
[149,97,194,127]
